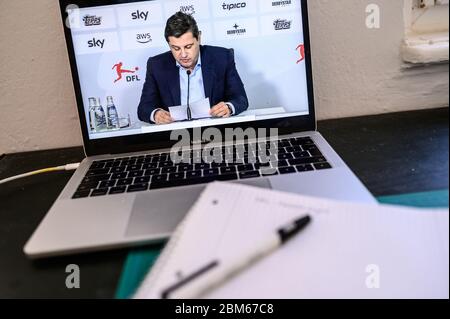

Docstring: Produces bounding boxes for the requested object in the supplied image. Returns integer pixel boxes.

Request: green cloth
[115,189,449,299]
[377,189,448,208]
[115,246,164,299]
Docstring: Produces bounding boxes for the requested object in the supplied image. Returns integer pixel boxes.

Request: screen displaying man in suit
[138,12,249,125]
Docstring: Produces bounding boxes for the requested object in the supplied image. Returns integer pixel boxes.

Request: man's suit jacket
[137,45,249,123]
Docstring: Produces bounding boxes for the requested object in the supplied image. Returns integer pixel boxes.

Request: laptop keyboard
[72,137,332,199]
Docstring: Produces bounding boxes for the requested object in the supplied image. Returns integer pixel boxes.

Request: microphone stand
[186,70,192,121]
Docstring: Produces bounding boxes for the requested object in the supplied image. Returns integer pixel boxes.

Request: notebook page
[134,182,330,299]
[135,182,449,299]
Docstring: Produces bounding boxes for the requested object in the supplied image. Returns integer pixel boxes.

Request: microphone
[186,70,192,121]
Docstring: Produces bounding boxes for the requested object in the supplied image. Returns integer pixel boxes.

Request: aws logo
[136,33,152,44]
[180,5,195,15]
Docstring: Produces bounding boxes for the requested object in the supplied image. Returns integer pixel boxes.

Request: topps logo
[274,19,292,30]
[83,15,102,26]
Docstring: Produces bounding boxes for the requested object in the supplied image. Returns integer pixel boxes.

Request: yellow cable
[0,163,80,185]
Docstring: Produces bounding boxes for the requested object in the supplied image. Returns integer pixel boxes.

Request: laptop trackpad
[125,185,205,237]
[125,179,272,238]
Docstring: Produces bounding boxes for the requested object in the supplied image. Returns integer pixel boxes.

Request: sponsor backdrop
[68,0,308,137]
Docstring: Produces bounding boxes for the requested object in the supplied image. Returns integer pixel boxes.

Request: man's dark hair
[164,12,199,42]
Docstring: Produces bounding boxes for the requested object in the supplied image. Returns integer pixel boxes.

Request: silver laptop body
[24,0,375,258]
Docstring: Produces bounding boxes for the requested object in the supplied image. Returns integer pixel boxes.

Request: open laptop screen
[66,0,309,140]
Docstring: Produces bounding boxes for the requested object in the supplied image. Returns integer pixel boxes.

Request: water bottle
[95,97,107,129]
[88,97,97,131]
[106,96,119,129]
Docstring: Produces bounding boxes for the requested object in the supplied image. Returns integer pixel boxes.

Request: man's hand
[154,109,174,125]
[210,102,231,118]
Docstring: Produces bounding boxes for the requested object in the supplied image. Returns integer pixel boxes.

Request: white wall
[309,0,449,120]
[0,0,448,154]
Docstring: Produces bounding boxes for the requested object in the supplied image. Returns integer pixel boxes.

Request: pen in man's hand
[161,215,311,299]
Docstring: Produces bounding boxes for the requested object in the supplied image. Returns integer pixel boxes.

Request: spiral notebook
[134,182,449,299]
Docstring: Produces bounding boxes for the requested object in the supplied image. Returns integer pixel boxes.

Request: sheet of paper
[134,182,449,299]
[168,98,211,121]
[168,105,188,122]
[190,97,211,120]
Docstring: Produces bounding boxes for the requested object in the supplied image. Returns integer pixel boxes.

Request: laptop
[24,0,375,258]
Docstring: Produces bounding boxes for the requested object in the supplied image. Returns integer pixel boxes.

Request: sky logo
[87,38,105,48]
[132,10,149,21]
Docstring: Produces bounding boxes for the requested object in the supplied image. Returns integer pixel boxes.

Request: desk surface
[0,107,448,298]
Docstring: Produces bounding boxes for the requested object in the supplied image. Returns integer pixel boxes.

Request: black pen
[161,215,311,299]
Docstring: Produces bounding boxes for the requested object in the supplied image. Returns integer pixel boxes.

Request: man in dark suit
[138,12,249,125]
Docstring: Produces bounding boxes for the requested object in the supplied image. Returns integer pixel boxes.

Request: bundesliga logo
[274,19,292,30]
[83,15,102,26]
